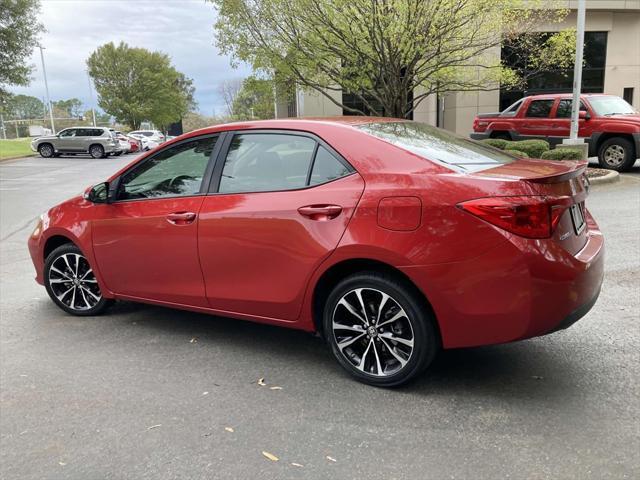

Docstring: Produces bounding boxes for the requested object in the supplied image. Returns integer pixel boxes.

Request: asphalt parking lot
[1,154,639,479]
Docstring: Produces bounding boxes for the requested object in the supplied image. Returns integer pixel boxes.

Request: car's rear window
[357,122,516,173]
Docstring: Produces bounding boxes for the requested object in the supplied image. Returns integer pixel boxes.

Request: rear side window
[309,146,351,186]
[358,122,516,173]
[526,100,554,118]
[218,134,316,193]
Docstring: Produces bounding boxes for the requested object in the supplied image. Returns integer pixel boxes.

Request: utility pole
[87,71,97,127]
[569,0,586,141]
[39,45,55,134]
[0,112,6,140]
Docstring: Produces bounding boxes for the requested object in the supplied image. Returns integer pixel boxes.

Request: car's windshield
[588,96,637,116]
[358,122,516,173]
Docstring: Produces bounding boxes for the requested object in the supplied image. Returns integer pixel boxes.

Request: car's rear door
[520,98,555,141]
[198,130,364,321]
[91,134,220,306]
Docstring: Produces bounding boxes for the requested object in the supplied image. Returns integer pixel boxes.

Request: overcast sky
[9,0,251,116]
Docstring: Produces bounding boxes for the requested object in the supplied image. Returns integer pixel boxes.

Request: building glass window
[500,31,608,111]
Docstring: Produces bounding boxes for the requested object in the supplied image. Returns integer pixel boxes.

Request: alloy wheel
[47,253,102,311]
[331,288,414,377]
[39,144,53,157]
[603,144,625,167]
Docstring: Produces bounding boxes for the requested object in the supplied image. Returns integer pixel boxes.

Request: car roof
[180,116,406,139]
[524,93,613,100]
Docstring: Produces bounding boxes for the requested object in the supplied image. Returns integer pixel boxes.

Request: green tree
[231,75,275,120]
[53,98,84,118]
[0,0,43,103]
[87,42,196,130]
[210,0,575,118]
[5,94,44,119]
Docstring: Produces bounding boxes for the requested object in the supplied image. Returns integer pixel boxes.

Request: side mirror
[579,110,590,120]
[84,181,112,204]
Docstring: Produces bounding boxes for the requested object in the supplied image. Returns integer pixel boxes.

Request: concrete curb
[588,169,620,185]
[0,154,36,163]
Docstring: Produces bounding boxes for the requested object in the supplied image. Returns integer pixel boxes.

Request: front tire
[598,137,636,172]
[89,144,105,159]
[323,272,439,387]
[38,143,54,158]
[44,244,113,316]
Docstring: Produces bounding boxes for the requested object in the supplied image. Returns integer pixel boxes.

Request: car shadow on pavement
[97,302,584,403]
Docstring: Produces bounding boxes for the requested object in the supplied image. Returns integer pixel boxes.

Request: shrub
[504,139,550,158]
[540,148,584,161]
[480,138,510,150]
[505,149,529,158]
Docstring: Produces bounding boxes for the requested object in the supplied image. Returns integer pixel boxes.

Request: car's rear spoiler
[475,159,588,184]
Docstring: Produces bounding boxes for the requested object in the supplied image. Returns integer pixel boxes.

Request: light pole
[86,71,97,127]
[38,45,55,134]
[566,0,586,145]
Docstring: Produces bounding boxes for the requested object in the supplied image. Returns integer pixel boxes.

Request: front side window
[218,134,316,193]
[118,136,217,200]
[525,100,554,118]
[358,122,516,173]
[59,129,76,137]
[555,100,588,118]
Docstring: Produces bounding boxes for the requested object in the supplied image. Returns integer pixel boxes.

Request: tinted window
[555,100,588,118]
[118,136,217,200]
[525,100,554,118]
[59,129,76,137]
[358,122,515,173]
[218,134,316,193]
[309,146,351,185]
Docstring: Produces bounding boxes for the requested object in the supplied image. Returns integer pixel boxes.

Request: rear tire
[323,271,439,387]
[38,143,54,158]
[89,144,105,159]
[44,244,113,316]
[598,137,636,172]
[492,132,511,141]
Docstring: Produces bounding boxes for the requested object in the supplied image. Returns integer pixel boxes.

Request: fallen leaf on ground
[147,424,162,430]
[58,462,67,466]
[326,456,337,462]
[262,451,279,462]
[202,391,209,396]
[225,427,234,433]
[257,378,266,386]
[291,462,304,467]
[190,338,197,343]
[270,386,283,390]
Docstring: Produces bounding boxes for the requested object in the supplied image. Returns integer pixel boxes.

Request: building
[276,1,640,136]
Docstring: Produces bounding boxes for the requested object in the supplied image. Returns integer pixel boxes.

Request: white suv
[128,130,165,143]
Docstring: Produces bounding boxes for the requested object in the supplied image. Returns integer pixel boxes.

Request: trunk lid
[471,158,590,255]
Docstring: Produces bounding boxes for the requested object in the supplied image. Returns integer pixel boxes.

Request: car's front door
[198,131,365,321]
[91,135,220,306]
[56,128,77,151]
[550,99,595,142]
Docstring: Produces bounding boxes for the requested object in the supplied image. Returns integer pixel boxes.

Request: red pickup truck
[471,93,640,171]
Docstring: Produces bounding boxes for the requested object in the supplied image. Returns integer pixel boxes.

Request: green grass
[0,138,34,160]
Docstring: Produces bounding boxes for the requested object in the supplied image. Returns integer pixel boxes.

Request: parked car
[28,118,603,387]
[127,136,141,153]
[128,133,159,151]
[128,129,165,143]
[115,134,131,155]
[470,94,640,171]
[31,127,122,159]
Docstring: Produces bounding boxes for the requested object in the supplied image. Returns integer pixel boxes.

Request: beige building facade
[278,1,640,136]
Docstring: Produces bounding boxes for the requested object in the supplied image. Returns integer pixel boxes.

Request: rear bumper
[400,214,604,349]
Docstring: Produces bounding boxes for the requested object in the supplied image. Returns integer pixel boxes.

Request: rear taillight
[457,196,571,239]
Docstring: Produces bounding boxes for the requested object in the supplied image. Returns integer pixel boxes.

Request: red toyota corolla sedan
[28,118,604,386]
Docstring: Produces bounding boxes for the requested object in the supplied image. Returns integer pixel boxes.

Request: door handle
[166,211,196,225]
[298,204,342,220]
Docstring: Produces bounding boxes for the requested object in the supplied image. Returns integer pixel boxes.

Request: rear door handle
[298,204,343,220]
[166,211,196,225]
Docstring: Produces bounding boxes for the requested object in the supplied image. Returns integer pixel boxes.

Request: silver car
[31,127,121,159]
